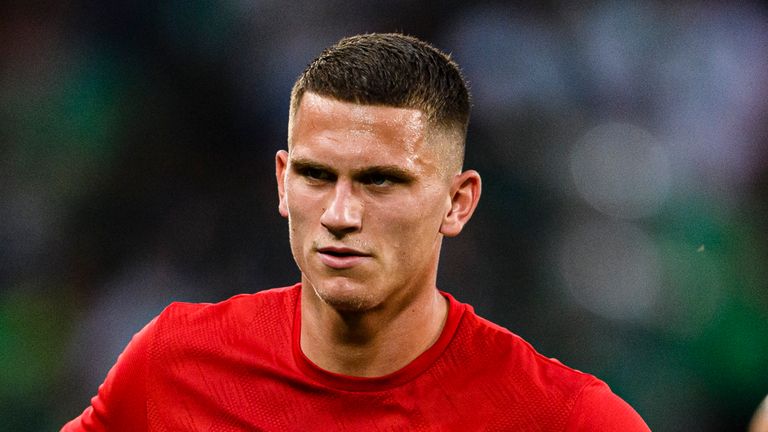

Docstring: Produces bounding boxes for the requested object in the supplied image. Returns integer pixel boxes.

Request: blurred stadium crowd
[1,1,767,430]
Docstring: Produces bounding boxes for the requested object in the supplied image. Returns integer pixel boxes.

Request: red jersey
[62,284,649,431]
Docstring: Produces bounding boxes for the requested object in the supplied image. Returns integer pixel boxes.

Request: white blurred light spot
[557,219,660,324]
[570,122,671,219]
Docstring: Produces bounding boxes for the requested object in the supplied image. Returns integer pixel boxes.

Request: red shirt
[63,284,650,431]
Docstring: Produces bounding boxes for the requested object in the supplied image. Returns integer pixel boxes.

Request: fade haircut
[289,33,471,157]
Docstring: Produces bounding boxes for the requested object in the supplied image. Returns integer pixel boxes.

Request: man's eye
[362,173,403,186]
[368,174,388,186]
[303,168,331,180]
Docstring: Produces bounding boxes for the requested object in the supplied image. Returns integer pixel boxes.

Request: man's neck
[299,284,449,377]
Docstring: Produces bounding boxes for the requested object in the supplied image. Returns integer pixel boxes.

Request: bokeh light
[557,218,661,323]
[570,122,671,219]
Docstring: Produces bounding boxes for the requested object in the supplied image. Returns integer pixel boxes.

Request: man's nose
[320,180,363,237]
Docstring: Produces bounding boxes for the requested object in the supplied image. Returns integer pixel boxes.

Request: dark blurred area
[1,1,767,431]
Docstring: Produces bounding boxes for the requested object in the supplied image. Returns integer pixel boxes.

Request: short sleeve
[564,380,651,432]
[61,317,155,432]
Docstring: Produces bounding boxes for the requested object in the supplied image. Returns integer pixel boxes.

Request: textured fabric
[62,284,650,431]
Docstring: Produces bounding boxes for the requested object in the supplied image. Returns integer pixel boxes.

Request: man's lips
[316,246,371,269]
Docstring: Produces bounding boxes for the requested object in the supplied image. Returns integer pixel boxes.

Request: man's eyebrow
[353,165,415,182]
[290,157,336,173]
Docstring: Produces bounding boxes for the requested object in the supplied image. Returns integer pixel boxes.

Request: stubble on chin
[309,277,380,314]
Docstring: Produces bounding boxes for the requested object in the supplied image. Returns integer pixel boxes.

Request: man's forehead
[292,94,426,147]
[294,93,428,132]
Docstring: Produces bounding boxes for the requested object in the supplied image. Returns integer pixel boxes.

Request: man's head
[288,33,470,172]
[277,33,480,313]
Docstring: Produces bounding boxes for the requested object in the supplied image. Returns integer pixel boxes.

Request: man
[64,33,650,431]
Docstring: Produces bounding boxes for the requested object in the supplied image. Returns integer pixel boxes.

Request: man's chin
[309,279,380,313]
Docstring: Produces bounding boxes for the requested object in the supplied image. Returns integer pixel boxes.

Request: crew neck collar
[291,283,466,392]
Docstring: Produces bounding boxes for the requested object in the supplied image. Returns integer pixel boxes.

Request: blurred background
[1,1,767,430]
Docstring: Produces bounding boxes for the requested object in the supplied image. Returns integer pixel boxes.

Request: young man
[63,33,650,431]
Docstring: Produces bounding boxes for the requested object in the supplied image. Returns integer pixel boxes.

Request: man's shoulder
[147,284,301,355]
[158,283,300,323]
[456,311,602,399]
[452,306,649,430]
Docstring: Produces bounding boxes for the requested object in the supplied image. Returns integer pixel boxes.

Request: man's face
[276,92,455,312]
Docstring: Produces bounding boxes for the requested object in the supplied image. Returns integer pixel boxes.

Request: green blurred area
[0,286,78,431]
[5,49,127,199]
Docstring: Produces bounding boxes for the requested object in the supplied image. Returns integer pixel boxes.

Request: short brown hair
[290,33,471,139]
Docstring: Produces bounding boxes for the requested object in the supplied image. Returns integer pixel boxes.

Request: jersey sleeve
[564,379,651,432]
[60,317,155,432]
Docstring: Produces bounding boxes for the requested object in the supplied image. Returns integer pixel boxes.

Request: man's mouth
[318,247,367,257]
[316,246,370,269]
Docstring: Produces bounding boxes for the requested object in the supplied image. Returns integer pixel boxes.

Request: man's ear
[275,150,289,218]
[440,170,481,237]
